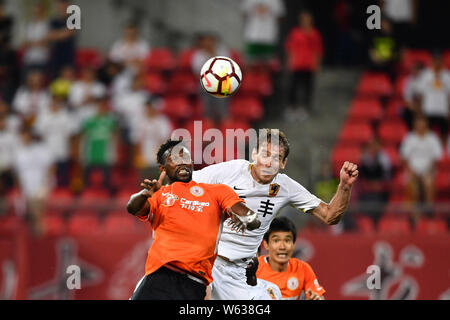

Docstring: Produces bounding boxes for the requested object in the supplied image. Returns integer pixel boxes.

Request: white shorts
[210,256,281,300]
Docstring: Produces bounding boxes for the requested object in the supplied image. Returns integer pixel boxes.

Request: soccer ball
[200,56,242,98]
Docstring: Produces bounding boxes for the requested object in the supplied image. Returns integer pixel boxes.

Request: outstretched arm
[310,161,358,225]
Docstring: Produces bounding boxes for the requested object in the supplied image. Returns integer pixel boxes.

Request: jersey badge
[287,277,299,290]
[162,193,179,207]
[269,183,280,197]
[190,186,204,197]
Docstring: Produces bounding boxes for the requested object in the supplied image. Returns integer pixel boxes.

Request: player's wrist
[338,182,351,192]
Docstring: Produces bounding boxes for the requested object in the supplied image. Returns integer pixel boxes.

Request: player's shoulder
[258,255,269,265]
[289,257,311,270]
[221,159,250,170]
[275,173,308,191]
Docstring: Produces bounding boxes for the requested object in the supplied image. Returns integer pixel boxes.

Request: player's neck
[267,257,288,273]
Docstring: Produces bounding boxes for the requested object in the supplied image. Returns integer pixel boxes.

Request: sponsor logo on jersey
[287,277,299,290]
[161,193,179,207]
[190,186,204,197]
[269,183,280,197]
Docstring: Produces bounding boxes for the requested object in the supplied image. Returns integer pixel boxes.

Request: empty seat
[356,216,376,233]
[401,49,432,73]
[377,120,409,145]
[167,71,198,95]
[229,96,264,122]
[161,95,192,120]
[43,215,66,236]
[177,48,196,70]
[357,72,393,97]
[415,218,447,235]
[338,122,374,145]
[145,72,167,95]
[145,48,176,72]
[347,99,383,121]
[103,213,137,234]
[239,71,273,97]
[378,216,412,235]
[383,145,401,168]
[331,145,361,177]
[67,215,100,236]
[76,48,102,69]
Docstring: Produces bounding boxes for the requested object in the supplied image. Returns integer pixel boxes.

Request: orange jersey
[256,256,326,300]
[137,180,244,284]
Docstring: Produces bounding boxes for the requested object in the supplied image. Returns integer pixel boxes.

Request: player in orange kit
[127,139,261,300]
[256,217,325,300]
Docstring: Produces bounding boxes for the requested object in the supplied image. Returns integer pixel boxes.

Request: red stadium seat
[145,72,167,95]
[377,120,409,146]
[331,145,361,177]
[239,71,273,97]
[161,95,193,120]
[43,215,66,236]
[103,213,137,234]
[378,216,412,235]
[385,98,405,119]
[67,215,100,236]
[167,71,198,95]
[356,72,393,97]
[436,152,450,171]
[415,218,448,235]
[338,122,374,145]
[355,216,376,233]
[78,188,110,209]
[383,145,401,168]
[76,48,102,69]
[177,48,196,70]
[435,170,450,194]
[229,96,264,122]
[443,50,450,70]
[347,98,383,122]
[400,49,432,73]
[145,48,176,72]
[230,49,244,69]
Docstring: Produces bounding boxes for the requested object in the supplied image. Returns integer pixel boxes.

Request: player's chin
[174,172,192,182]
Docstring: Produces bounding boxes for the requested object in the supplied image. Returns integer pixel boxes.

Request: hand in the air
[340,161,359,187]
[140,171,166,197]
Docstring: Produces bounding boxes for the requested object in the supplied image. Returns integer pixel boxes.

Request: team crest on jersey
[162,193,179,207]
[267,287,277,300]
[269,183,280,197]
[190,186,204,197]
[287,277,299,290]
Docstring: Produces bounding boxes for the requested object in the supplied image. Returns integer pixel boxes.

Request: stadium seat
[219,118,251,133]
[103,213,137,234]
[167,71,198,95]
[67,215,100,236]
[356,72,393,97]
[330,145,361,177]
[145,72,167,95]
[435,170,450,195]
[400,49,432,73]
[230,49,244,69]
[177,48,196,70]
[347,98,383,122]
[229,96,264,122]
[355,215,376,233]
[443,50,450,69]
[161,95,193,120]
[239,71,273,97]
[383,145,401,169]
[338,122,374,145]
[0,215,22,233]
[436,152,450,171]
[377,120,409,146]
[394,76,408,98]
[385,98,405,119]
[43,215,66,236]
[378,216,412,235]
[145,48,176,72]
[415,218,448,235]
[75,48,102,69]
[78,188,110,209]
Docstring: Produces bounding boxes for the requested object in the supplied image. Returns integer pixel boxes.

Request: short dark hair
[256,128,290,161]
[263,217,297,243]
[156,139,183,165]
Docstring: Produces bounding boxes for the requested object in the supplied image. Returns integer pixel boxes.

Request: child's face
[264,231,295,265]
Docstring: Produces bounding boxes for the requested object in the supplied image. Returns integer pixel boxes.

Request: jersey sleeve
[136,191,159,223]
[286,175,323,213]
[302,261,326,297]
[212,184,245,212]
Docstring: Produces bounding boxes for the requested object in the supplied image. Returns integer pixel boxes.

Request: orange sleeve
[213,184,245,212]
[136,193,159,223]
[302,261,326,296]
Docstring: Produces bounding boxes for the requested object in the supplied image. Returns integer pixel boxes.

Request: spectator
[33,95,77,187]
[192,33,230,123]
[114,72,149,144]
[132,97,172,181]
[12,70,50,125]
[20,3,50,74]
[109,22,150,72]
[47,0,77,77]
[285,11,323,121]
[0,98,21,134]
[50,65,75,100]
[241,0,285,65]
[0,115,18,197]
[402,62,425,130]
[13,126,54,236]
[381,0,417,48]
[400,116,443,220]
[80,93,118,191]
[358,139,392,225]
[68,66,106,126]
[367,17,399,81]
[415,52,450,140]
[0,1,13,48]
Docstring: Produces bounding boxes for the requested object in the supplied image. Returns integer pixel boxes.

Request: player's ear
[280,157,288,170]
[263,240,269,250]
[251,147,258,162]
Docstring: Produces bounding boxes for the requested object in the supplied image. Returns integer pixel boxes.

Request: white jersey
[193,159,322,261]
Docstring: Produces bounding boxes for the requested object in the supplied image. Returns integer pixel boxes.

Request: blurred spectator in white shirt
[400,116,443,220]
[241,0,285,64]
[415,53,450,139]
[0,98,21,134]
[13,126,54,236]
[402,62,424,129]
[109,22,150,72]
[132,98,172,180]
[68,66,106,127]
[20,3,50,73]
[12,70,50,125]
[34,95,77,187]
[0,116,18,197]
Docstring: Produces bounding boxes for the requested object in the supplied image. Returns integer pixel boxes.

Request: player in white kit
[193,129,359,299]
